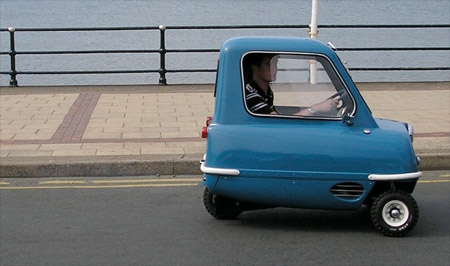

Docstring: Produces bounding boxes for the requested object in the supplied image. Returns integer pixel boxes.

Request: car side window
[242,53,354,118]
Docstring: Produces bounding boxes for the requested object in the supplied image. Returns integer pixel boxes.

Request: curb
[0,153,448,178]
[0,154,203,178]
[416,153,450,171]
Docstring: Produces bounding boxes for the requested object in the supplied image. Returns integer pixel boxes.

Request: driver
[244,53,340,116]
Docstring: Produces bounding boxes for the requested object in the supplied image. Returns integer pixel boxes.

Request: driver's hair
[243,53,276,84]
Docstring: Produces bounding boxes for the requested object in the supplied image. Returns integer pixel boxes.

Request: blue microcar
[200,36,421,237]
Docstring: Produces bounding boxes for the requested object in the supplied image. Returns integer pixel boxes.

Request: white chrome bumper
[200,163,240,176]
[368,171,422,181]
[200,154,240,176]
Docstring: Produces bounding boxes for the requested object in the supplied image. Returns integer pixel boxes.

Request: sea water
[0,0,449,86]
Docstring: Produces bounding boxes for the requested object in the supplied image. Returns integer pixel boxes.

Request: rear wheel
[203,188,242,219]
[371,190,419,237]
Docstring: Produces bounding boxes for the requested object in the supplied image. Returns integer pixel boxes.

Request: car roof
[220,36,333,56]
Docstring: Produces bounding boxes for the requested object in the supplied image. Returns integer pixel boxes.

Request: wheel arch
[364,180,418,206]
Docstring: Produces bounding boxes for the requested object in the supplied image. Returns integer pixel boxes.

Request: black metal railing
[1,24,449,86]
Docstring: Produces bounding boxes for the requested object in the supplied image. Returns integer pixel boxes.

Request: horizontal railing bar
[338,47,450,51]
[0,26,160,32]
[167,49,220,53]
[318,24,450,28]
[15,70,160,74]
[1,24,448,32]
[8,67,447,76]
[0,25,305,32]
[349,67,450,71]
[166,69,217,73]
[165,25,308,30]
[14,70,218,74]
[10,49,220,55]
[3,47,447,56]
[11,50,160,55]
[168,24,450,30]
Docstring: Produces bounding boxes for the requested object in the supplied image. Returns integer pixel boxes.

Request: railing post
[158,25,167,85]
[8,27,18,87]
[308,0,318,85]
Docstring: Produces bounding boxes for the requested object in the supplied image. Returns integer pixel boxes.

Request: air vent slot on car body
[330,182,364,199]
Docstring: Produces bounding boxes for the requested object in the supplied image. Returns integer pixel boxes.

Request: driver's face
[255,56,278,82]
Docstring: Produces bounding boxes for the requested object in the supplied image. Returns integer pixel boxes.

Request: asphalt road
[1,171,449,266]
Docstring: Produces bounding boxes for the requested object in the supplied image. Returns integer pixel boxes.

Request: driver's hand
[313,97,339,113]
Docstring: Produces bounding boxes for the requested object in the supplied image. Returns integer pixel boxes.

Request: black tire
[371,190,419,237]
[203,188,242,220]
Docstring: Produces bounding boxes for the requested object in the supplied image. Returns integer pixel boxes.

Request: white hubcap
[382,200,409,227]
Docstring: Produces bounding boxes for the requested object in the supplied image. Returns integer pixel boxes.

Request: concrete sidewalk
[0,82,449,178]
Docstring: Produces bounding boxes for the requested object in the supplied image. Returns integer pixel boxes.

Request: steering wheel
[329,90,349,117]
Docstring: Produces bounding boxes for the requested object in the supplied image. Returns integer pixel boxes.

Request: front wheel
[203,188,242,220]
[371,190,419,237]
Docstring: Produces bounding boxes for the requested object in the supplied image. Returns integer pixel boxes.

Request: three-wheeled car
[200,36,421,237]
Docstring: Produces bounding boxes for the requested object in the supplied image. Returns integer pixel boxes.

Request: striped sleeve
[245,84,274,114]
